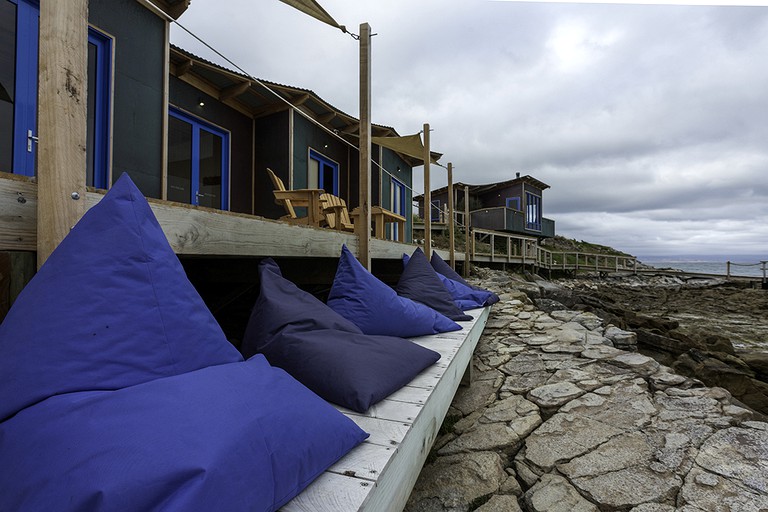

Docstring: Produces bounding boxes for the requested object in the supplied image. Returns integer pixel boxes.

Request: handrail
[465,227,638,273]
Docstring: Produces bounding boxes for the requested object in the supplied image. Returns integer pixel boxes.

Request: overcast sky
[171,1,768,260]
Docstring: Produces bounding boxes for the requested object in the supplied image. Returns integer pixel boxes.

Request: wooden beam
[290,93,310,106]
[447,162,455,269]
[318,112,336,124]
[174,59,193,78]
[356,23,372,270]
[219,81,251,102]
[37,0,88,268]
[423,123,431,258]
[342,122,360,134]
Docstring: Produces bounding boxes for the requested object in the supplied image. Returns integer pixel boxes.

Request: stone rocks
[405,270,768,512]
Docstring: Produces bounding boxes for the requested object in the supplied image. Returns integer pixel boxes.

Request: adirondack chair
[320,193,355,232]
[267,168,326,228]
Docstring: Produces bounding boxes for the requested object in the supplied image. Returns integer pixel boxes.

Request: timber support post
[422,123,431,259]
[463,185,470,278]
[447,162,455,269]
[37,0,89,268]
[356,22,372,269]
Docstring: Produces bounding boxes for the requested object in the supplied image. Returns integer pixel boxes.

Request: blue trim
[309,149,339,195]
[88,27,112,189]
[525,191,542,231]
[506,197,521,210]
[168,107,230,210]
[390,177,406,241]
[11,0,39,176]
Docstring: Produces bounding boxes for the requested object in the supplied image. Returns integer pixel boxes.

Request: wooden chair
[266,168,326,228]
[320,193,355,232]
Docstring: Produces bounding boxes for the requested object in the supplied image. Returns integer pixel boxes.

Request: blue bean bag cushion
[0,355,368,512]
[396,248,473,322]
[0,173,242,421]
[327,245,460,336]
[430,251,499,306]
[404,252,495,310]
[0,174,368,511]
[242,258,441,412]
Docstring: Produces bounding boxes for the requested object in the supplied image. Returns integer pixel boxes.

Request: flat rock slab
[527,382,586,409]
[522,473,598,512]
[405,451,506,512]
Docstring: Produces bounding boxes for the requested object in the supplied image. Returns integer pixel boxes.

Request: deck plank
[283,306,491,512]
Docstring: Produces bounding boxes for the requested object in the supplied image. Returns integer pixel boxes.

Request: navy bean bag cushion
[0,174,242,421]
[327,245,460,337]
[430,251,499,306]
[0,174,367,511]
[242,258,441,412]
[0,356,367,512]
[396,247,473,322]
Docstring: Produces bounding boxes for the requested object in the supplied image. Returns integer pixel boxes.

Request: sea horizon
[637,255,766,278]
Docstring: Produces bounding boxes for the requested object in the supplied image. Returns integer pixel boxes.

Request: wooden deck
[0,173,414,260]
[283,306,491,512]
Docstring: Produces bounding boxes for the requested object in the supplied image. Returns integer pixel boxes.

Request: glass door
[167,107,229,210]
[1,0,39,176]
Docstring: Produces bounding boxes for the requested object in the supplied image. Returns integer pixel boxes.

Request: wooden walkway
[283,306,491,512]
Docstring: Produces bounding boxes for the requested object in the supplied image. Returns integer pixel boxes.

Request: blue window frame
[525,191,542,231]
[2,0,39,176]
[167,107,229,210]
[506,196,521,210]
[86,27,112,189]
[390,177,406,241]
[308,148,338,195]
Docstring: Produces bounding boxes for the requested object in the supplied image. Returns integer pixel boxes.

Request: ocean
[639,257,767,278]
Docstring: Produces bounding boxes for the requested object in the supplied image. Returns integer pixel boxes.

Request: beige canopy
[371,133,442,165]
[278,0,347,33]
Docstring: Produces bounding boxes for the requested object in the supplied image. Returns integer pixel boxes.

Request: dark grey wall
[169,76,254,214]
[89,0,165,197]
[253,110,290,219]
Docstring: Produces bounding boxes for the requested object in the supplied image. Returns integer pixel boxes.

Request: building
[415,173,555,238]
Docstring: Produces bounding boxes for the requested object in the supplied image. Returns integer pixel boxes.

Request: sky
[170,1,768,260]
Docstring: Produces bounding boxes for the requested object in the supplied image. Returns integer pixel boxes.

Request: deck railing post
[727,261,731,280]
[463,185,470,278]
[37,0,89,268]
[447,162,455,269]
[423,122,431,259]
[356,22,372,269]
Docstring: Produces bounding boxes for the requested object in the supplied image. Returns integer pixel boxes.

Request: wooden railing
[468,228,637,273]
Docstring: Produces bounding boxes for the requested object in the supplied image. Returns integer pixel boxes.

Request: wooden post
[423,123,431,259]
[356,23,372,269]
[447,162,455,269]
[726,261,731,280]
[463,185,470,278]
[37,0,89,268]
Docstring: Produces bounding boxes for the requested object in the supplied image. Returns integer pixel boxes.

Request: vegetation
[540,235,633,258]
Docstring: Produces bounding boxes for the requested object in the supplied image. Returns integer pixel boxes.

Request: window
[86,27,112,189]
[525,191,542,231]
[390,177,406,241]
[506,196,521,210]
[167,107,229,210]
[430,199,441,222]
[308,149,338,195]
[1,0,39,176]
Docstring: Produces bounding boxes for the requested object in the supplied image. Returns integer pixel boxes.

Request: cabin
[415,173,556,239]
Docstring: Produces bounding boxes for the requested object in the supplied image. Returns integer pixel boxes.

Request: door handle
[27,130,39,152]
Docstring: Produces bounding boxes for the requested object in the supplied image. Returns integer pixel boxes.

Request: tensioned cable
[162,6,447,201]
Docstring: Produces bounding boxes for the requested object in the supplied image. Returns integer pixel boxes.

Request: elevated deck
[0,173,414,260]
[284,307,491,512]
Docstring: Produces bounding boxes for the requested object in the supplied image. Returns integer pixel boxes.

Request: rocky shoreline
[405,269,768,512]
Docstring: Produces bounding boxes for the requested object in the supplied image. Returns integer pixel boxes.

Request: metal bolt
[17,192,26,204]
[71,192,80,200]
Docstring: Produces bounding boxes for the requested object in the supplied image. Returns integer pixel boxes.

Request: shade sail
[278,0,346,32]
[371,133,442,165]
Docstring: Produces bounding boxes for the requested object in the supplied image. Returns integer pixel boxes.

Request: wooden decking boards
[283,306,491,512]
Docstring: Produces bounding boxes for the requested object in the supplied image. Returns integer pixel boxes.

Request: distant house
[415,173,555,238]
